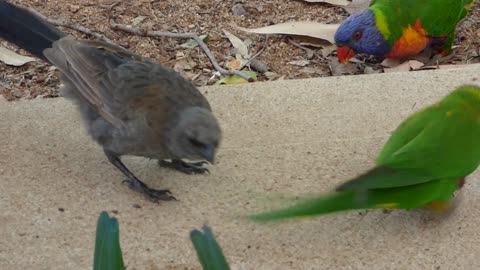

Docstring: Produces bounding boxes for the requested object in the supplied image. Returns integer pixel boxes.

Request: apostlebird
[0,1,222,202]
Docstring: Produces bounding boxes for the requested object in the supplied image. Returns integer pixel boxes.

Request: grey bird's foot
[159,159,209,174]
[104,149,176,202]
[122,178,176,203]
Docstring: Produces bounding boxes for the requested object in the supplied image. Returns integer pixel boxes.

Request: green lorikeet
[251,85,480,222]
[334,0,476,63]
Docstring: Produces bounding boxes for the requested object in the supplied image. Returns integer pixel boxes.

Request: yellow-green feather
[368,0,475,45]
[372,9,391,39]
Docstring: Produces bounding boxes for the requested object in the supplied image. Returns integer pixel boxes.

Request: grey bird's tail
[0,0,65,61]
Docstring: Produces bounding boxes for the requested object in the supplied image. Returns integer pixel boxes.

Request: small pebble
[232,4,248,16]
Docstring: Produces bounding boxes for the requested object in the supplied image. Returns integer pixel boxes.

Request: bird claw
[159,159,210,175]
[104,149,176,202]
[122,178,176,202]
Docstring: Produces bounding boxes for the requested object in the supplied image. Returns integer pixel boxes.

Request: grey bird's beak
[202,144,216,163]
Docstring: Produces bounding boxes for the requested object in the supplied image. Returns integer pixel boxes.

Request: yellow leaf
[215,71,257,85]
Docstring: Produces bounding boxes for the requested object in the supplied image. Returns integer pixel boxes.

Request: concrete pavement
[1,65,480,269]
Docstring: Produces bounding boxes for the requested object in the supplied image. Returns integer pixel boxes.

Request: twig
[288,38,313,54]
[108,0,122,10]
[110,22,253,81]
[242,35,269,69]
[26,8,116,45]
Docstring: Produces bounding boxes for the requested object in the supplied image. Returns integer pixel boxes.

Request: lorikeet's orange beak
[336,46,356,64]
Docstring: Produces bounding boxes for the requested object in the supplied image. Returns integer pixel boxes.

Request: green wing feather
[336,167,433,191]
[93,212,125,270]
[250,178,458,222]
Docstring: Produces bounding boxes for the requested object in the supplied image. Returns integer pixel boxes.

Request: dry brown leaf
[344,0,371,15]
[363,66,382,74]
[320,44,337,58]
[299,67,323,74]
[290,36,335,57]
[264,71,278,80]
[223,30,249,58]
[383,60,424,73]
[192,74,211,87]
[226,59,243,69]
[420,63,480,70]
[294,36,332,47]
[302,0,349,6]
[329,56,358,76]
[381,58,401,68]
[288,59,310,66]
[174,58,196,72]
[408,60,425,70]
[0,46,36,66]
[235,22,340,44]
[131,16,147,26]
[411,49,433,63]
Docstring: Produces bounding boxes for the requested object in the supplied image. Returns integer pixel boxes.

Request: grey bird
[0,0,222,202]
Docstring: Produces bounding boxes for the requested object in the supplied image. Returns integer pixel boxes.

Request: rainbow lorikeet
[251,85,480,222]
[334,0,476,63]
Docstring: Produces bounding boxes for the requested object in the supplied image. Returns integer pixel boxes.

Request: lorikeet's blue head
[334,10,391,63]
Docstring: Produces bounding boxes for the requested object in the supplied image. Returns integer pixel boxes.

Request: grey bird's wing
[43,37,210,129]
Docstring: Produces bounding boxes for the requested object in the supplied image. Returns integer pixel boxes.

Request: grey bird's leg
[104,149,176,202]
[158,159,209,174]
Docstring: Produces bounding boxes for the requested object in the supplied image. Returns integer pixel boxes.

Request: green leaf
[181,34,209,49]
[215,71,257,85]
[93,211,125,270]
[190,225,231,270]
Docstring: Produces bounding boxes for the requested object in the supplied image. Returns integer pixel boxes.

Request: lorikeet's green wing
[422,0,472,35]
[250,178,458,222]
[190,225,231,270]
[378,86,480,176]
[336,167,434,191]
[379,0,472,36]
[370,0,474,52]
[420,0,475,53]
[445,0,477,53]
[337,104,440,190]
[340,86,480,191]
[93,212,125,270]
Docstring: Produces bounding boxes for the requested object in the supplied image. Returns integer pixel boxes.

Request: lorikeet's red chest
[384,19,432,58]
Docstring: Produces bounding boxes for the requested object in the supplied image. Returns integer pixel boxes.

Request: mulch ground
[1,0,479,100]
